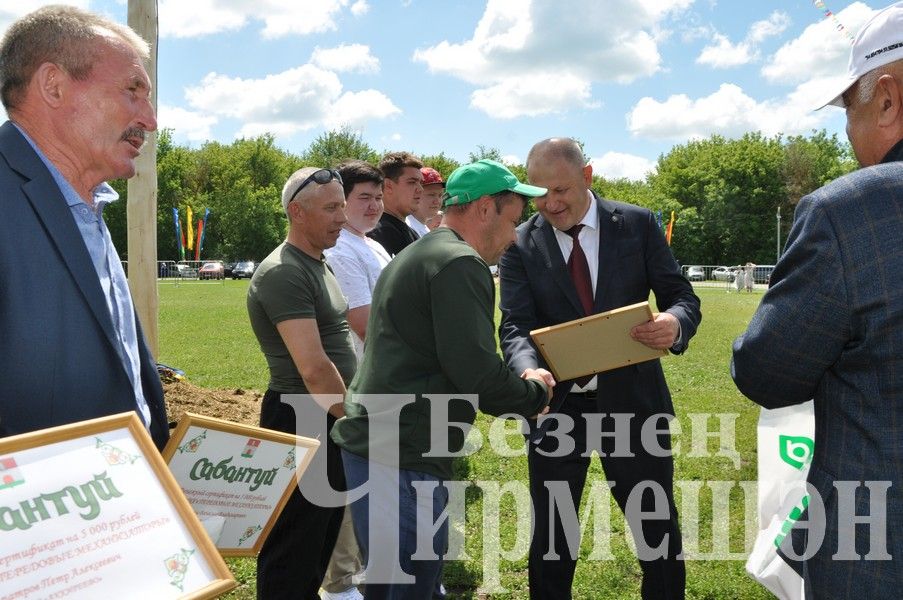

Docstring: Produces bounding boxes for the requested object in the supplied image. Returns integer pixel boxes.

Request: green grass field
[157,281,772,599]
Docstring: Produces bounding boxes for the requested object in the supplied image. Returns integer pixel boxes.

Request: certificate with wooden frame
[162,413,320,557]
[0,412,235,600]
[530,301,668,381]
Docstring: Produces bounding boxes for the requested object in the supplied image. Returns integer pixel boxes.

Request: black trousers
[257,389,346,600]
[527,392,685,600]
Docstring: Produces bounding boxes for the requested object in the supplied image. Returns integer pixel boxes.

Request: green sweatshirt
[331,227,548,479]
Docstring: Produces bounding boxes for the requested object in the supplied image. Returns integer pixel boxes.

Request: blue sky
[0,1,880,180]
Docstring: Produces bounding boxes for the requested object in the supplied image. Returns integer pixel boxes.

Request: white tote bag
[745,400,814,600]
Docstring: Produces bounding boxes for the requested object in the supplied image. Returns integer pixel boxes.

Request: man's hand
[521,367,555,413]
[630,312,679,350]
[522,367,556,390]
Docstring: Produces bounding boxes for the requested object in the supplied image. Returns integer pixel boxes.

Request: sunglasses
[288,169,343,203]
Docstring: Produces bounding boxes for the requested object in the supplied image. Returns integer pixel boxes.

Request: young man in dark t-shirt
[367,151,423,257]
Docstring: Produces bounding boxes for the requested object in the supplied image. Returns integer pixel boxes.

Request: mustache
[120,127,147,144]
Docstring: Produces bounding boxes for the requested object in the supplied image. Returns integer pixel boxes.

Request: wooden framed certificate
[162,413,320,557]
[0,412,235,600]
[529,301,667,381]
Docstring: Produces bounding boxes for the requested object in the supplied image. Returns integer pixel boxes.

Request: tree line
[104,127,856,267]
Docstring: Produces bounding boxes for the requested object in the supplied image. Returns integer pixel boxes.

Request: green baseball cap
[443,159,547,207]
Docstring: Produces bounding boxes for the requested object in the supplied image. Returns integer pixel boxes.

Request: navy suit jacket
[0,121,168,450]
[499,194,701,419]
[732,152,903,596]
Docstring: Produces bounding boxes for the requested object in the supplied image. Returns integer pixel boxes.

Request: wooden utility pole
[127,0,159,355]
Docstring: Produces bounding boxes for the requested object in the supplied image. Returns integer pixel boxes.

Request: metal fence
[680,264,775,291]
[121,260,228,284]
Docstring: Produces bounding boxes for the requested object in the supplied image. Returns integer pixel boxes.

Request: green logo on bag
[778,435,814,470]
[774,494,810,548]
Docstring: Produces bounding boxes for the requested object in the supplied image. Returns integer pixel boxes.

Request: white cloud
[590,152,656,181]
[158,0,355,39]
[311,44,379,74]
[157,0,247,38]
[350,0,369,16]
[501,154,521,166]
[696,11,789,68]
[762,2,874,84]
[630,3,869,143]
[697,34,755,68]
[325,90,401,129]
[627,83,829,140]
[182,64,399,139]
[470,74,599,118]
[157,104,217,143]
[748,11,790,43]
[413,0,693,119]
[681,25,714,43]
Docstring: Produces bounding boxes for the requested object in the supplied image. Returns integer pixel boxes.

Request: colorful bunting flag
[172,207,184,260]
[199,209,211,257]
[813,0,856,45]
[186,206,194,251]
[665,211,675,246]
[194,219,203,261]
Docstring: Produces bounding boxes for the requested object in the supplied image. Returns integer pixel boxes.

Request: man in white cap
[732,3,903,596]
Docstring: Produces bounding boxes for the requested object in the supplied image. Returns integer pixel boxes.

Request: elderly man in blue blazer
[499,137,701,600]
[0,6,168,449]
[732,3,903,597]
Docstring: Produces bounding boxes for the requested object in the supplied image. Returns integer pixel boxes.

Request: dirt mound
[163,380,262,427]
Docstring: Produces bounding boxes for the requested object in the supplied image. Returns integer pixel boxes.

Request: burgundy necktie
[566,224,594,315]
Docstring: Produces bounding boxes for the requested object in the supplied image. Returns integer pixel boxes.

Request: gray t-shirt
[247,241,356,393]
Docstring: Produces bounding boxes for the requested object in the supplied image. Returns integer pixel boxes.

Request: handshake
[521,367,556,418]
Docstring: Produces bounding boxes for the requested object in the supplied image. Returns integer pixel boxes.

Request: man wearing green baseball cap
[332,159,553,599]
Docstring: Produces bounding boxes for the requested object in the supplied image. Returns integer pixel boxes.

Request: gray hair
[281,166,322,218]
[0,5,151,111]
[526,137,587,171]
[855,58,903,105]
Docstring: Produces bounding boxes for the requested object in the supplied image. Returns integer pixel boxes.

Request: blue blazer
[732,158,903,597]
[499,194,701,418]
[0,121,168,450]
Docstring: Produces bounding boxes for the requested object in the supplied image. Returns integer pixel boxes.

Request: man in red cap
[406,166,444,236]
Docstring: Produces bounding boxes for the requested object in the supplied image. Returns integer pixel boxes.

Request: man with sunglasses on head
[248,166,356,599]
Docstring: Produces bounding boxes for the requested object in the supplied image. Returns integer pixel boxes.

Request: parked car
[163,263,192,278]
[712,266,737,281]
[232,261,256,279]
[685,265,705,281]
[223,262,236,278]
[198,261,225,280]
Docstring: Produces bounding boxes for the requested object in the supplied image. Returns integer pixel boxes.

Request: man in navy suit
[0,6,168,449]
[732,3,903,597]
[499,137,701,599]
